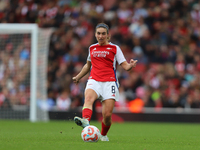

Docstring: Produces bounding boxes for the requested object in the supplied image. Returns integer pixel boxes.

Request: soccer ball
[81,125,101,142]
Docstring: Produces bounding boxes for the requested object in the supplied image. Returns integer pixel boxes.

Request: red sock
[101,121,111,136]
[82,108,93,122]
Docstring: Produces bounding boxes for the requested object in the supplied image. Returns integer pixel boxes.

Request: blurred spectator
[128,86,145,113]
[0,87,6,107]
[117,1,132,23]
[0,87,11,108]
[56,88,71,110]
[132,37,148,64]
[191,4,200,23]
[132,1,148,22]
[129,17,148,38]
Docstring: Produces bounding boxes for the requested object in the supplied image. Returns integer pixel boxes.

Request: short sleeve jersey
[87,42,126,82]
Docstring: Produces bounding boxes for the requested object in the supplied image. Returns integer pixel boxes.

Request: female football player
[73,23,137,141]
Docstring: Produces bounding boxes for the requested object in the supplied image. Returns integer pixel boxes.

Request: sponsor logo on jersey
[91,51,109,57]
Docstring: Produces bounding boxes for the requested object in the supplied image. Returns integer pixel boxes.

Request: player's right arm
[72,60,91,84]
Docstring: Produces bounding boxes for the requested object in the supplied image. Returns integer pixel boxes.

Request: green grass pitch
[0,120,200,150]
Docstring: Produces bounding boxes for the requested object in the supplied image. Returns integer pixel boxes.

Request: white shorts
[85,79,119,101]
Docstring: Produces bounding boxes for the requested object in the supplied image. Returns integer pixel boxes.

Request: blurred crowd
[1,0,200,112]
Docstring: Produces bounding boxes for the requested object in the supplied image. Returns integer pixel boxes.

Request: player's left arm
[115,45,138,71]
[120,59,138,71]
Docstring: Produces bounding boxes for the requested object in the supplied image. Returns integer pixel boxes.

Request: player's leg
[101,99,115,141]
[74,88,98,128]
[82,88,98,121]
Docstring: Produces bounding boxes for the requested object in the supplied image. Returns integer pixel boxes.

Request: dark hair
[95,23,109,34]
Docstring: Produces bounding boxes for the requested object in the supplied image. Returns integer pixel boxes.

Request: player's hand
[130,59,138,68]
[72,76,79,84]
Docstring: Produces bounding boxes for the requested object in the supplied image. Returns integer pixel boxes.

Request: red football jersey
[87,42,126,82]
